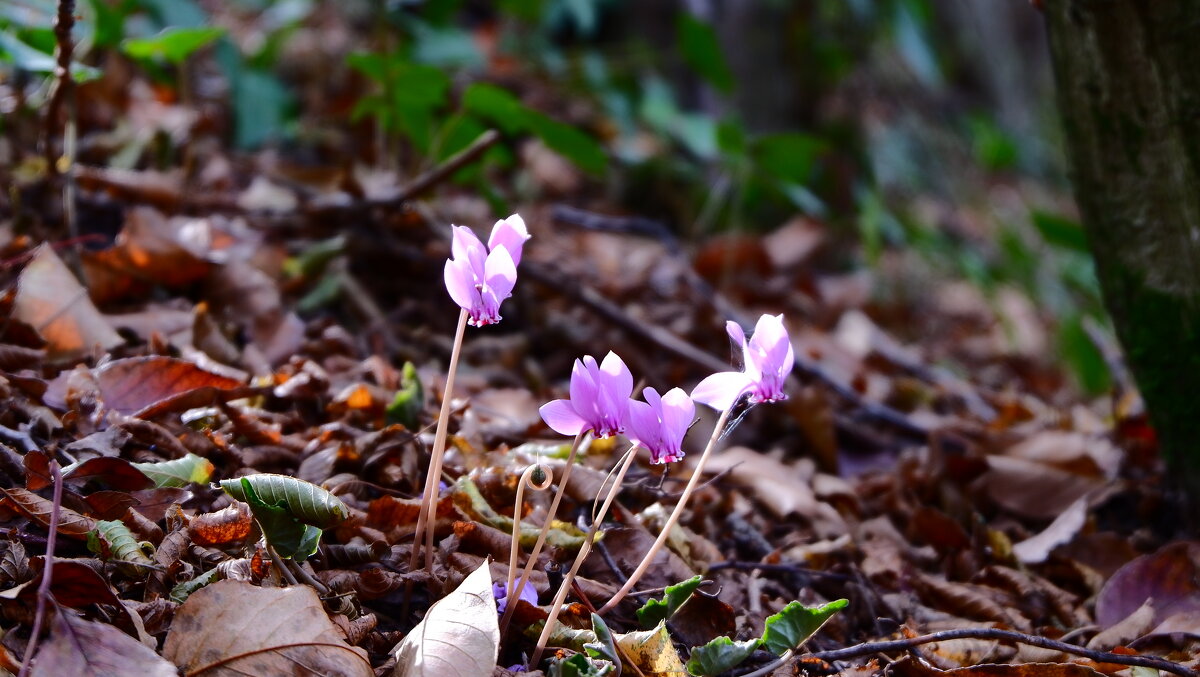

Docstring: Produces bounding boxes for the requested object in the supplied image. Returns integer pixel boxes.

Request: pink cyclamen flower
[691,313,794,410]
[444,215,531,327]
[627,387,694,464]
[539,351,633,438]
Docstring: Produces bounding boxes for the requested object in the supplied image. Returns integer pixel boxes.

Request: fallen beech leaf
[975,455,1101,520]
[21,558,123,608]
[1,488,96,539]
[615,621,688,676]
[1095,541,1200,629]
[31,610,177,677]
[1013,498,1088,564]
[12,244,122,359]
[189,503,253,546]
[391,559,499,677]
[92,356,244,416]
[81,206,212,305]
[163,579,372,676]
[132,453,214,488]
[219,473,349,529]
[62,457,154,491]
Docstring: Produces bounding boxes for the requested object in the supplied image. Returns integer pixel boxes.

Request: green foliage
[121,26,223,64]
[584,613,621,669]
[676,12,733,94]
[386,362,425,430]
[132,453,214,488]
[685,636,762,677]
[88,519,155,573]
[636,575,703,629]
[219,473,349,529]
[169,566,219,603]
[1031,210,1090,253]
[760,598,847,656]
[549,653,615,677]
[236,477,323,560]
[348,52,450,153]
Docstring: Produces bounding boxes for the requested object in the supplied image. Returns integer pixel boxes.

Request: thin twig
[799,628,1199,677]
[706,560,853,581]
[395,129,502,202]
[44,0,75,176]
[20,460,62,677]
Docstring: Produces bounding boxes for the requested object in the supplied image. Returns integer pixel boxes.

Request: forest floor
[0,6,1196,677]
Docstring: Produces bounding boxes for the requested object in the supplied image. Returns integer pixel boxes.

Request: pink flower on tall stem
[538,351,633,438]
[691,313,794,410]
[443,215,531,327]
[627,387,694,464]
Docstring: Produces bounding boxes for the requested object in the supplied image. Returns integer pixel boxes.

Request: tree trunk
[1044,0,1200,515]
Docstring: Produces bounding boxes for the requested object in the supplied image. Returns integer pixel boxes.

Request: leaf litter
[0,7,1193,677]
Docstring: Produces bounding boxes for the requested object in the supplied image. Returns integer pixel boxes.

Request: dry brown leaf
[1012,497,1088,564]
[1095,541,1200,629]
[81,206,212,304]
[12,244,122,359]
[163,579,372,677]
[1,488,97,539]
[31,610,177,677]
[189,503,253,546]
[614,622,688,676]
[974,455,1101,520]
[92,356,244,416]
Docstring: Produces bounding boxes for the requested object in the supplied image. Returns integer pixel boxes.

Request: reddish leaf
[63,457,154,491]
[84,491,140,520]
[1095,541,1200,629]
[31,609,176,677]
[11,244,122,359]
[92,356,244,416]
[1,488,96,539]
[189,503,253,546]
[23,451,52,492]
[128,488,193,522]
[81,206,212,305]
[25,558,123,608]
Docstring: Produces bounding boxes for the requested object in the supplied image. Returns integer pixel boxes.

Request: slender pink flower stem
[597,406,733,615]
[506,463,552,606]
[409,308,469,577]
[499,430,586,635]
[531,442,639,666]
[20,460,61,677]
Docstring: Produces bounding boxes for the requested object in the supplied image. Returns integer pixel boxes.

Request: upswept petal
[444,259,479,312]
[539,399,587,436]
[488,214,531,266]
[691,370,754,411]
[658,387,695,440]
[451,225,487,275]
[750,314,791,372]
[599,351,634,401]
[570,357,600,413]
[725,320,746,350]
[484,244,517,300]
[625,398,660,449]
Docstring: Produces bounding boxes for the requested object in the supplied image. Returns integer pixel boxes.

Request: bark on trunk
[1044,0,1200,516]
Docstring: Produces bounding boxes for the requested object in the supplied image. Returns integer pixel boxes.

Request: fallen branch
[394,129,502,203]
[789,627,1199,677]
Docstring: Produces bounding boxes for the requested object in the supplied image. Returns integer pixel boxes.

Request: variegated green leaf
[219,473,349,529]
[133,453,214,488]
[89,519,155,575]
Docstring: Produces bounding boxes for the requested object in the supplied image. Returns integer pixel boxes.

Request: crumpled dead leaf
[1012,498,1088,564]
[391,559,499,677]
[32,610,177,677]
[162,579,372,676]
[13,244,123,359]
[615,621,688,676]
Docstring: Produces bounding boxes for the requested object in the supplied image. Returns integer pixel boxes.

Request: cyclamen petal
[488,214,531,266]
[539,352,633,438]
[628,386,693,464]
[444,218,529,327]
[695,314,793,409]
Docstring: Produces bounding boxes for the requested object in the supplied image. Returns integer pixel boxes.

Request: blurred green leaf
[686,636,762,676]
[386,362,425,430]
[1058,314,1111,395]
[1031,210,1090,253]
[122,26,224,64]
[0,30,100,81]
[677,12,733,93]
[136,0,207,27]
[525,110,607,175]
[752,132,823,185]
[760,598,847,656]
[463,82,528,135]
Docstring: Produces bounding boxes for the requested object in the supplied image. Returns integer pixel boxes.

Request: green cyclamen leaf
[133,453,214,488]
[676,12,734,93]
[760,598,848,656]
[219,473,349,529]
[686,636,762,676]
[636,574,703,629]
[584,613,620,666]
[235,477,323,560]
[169,567,219,603]
[550,653,615,677]
[385,361,424,429]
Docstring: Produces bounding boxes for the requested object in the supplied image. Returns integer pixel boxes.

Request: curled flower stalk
[598,314,793,615]
[531,387,694,665]
[410,217,529,581]
[504,463,552,619]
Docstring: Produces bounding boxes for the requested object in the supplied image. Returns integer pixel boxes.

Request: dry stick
[44,0,75,175]
[598,408,733,615]
[394,129,501,203]
[19,460,62,677]
[499,431,587,635]
[531,443,640,666]
[796,628,1199,677]
[411,308,470,576]
[506,464,553,607]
